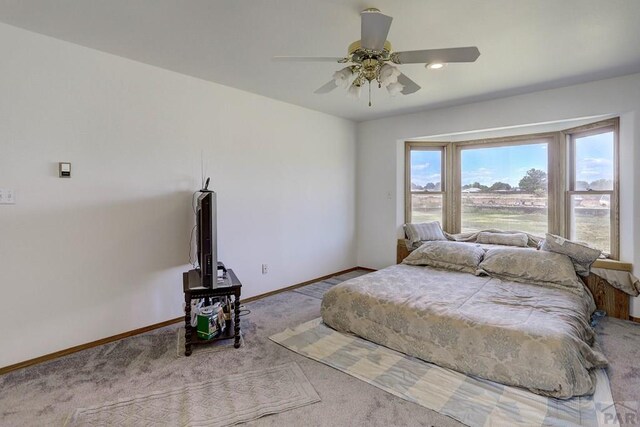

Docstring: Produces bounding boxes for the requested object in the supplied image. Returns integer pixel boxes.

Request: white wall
[356,73,640,315]
[0,23,357,368]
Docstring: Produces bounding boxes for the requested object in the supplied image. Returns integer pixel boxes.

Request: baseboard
[631,316,640,323]
[0,317,183,376]
[0,266,374,375]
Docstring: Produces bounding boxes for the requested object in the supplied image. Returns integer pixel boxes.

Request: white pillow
[404,221,447,247]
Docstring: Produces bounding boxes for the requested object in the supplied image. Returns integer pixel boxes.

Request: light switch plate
[0,189,16,205]
[59,162,71,178]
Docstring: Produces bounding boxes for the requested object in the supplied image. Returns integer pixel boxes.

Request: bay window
[405,118,619,258]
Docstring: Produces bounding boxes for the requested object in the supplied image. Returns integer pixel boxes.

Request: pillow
[540,233,601,277]
[476,231,528,247]
[403,241,485,274]
[477,247,585,294]
[404,221,447,247]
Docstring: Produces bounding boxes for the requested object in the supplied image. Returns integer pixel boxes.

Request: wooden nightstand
[182,268,242,356]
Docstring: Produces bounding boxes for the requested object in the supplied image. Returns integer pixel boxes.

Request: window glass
[409,149,442,223]
[410,150,442,191]
[460,143,548,235]
[569,194,610,253]
[575,132,614,191]
[410,194,443,223]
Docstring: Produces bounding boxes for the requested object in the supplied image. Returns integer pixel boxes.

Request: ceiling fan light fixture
[274,9,480,106]
[426,62,446,70]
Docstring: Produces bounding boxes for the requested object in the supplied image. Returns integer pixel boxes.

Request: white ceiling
[1,0,640,121]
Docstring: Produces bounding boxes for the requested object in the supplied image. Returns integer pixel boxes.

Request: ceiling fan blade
[361,10,393,51]
[314,80,338,94]
[272,56,344,63]
[392,47,480,64]
[397,73,421,95]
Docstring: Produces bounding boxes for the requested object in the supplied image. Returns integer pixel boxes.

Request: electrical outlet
[0,189,15,205]
[262,264,268,275]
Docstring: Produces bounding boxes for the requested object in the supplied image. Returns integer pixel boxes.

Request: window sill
[592,259,632,272]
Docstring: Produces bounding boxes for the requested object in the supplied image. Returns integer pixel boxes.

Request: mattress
[320,264,608,398]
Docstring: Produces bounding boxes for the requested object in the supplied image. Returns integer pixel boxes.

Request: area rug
[176,327,245,357]
[270,318,619,427]
[292,277,344,299]
[66,362,320,426]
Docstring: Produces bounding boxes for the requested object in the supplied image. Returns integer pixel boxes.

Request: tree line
[413,169,612,193]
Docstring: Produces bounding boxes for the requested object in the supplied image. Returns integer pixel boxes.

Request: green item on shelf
[197,306,220,340]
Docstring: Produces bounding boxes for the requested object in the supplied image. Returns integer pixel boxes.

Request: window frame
[404,142,448,228]
[452,133,560,235]
[564,118,619,259]
[403,118,619,257]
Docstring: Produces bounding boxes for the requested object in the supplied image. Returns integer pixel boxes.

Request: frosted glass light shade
[332,67,354,88]
[379,64,401,87]
[347,83,362,98]
[386,81,404,96]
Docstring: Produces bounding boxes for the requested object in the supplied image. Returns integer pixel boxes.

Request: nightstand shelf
[182,268,242,356]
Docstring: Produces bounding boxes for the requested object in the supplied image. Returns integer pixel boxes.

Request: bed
[321,239,613,398]
[397,239,633,321]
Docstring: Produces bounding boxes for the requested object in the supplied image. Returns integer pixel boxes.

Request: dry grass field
[411,193,610,252]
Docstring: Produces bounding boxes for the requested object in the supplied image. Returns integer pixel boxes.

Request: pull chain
[368,81,372,107]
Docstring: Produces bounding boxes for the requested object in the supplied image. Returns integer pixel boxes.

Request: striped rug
[292,270,367,299]
[292,277,344,299]
[271,319,618,427]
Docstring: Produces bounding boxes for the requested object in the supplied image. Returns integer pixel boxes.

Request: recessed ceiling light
[426,62,445,70]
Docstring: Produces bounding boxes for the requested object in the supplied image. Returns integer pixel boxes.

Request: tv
[196,179,217,288]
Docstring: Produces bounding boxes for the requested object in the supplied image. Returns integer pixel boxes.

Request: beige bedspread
[320,264,608,398]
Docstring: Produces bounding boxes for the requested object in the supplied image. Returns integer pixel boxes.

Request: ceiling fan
[273,8,480,106]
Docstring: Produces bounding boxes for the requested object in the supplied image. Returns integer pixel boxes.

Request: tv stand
[182,268,242,356]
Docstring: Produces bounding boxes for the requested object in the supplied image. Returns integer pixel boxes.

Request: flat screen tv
[196,187,217,288]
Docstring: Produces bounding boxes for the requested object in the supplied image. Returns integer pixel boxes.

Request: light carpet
[2,268,639,426]
[271,318,618,427]
[67,362,319,426]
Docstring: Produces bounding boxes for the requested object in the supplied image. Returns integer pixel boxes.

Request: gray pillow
[403,241,485,274]
[478,247,585,294]
[476,231,528,247]
[404,221,447,247]
[540,233,601,277]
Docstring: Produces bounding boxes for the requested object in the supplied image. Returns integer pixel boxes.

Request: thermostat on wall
[59,162,71,178]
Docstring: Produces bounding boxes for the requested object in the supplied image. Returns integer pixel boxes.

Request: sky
[461,143,547,187]
[574,132,614,185]
[410,132,614,187]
